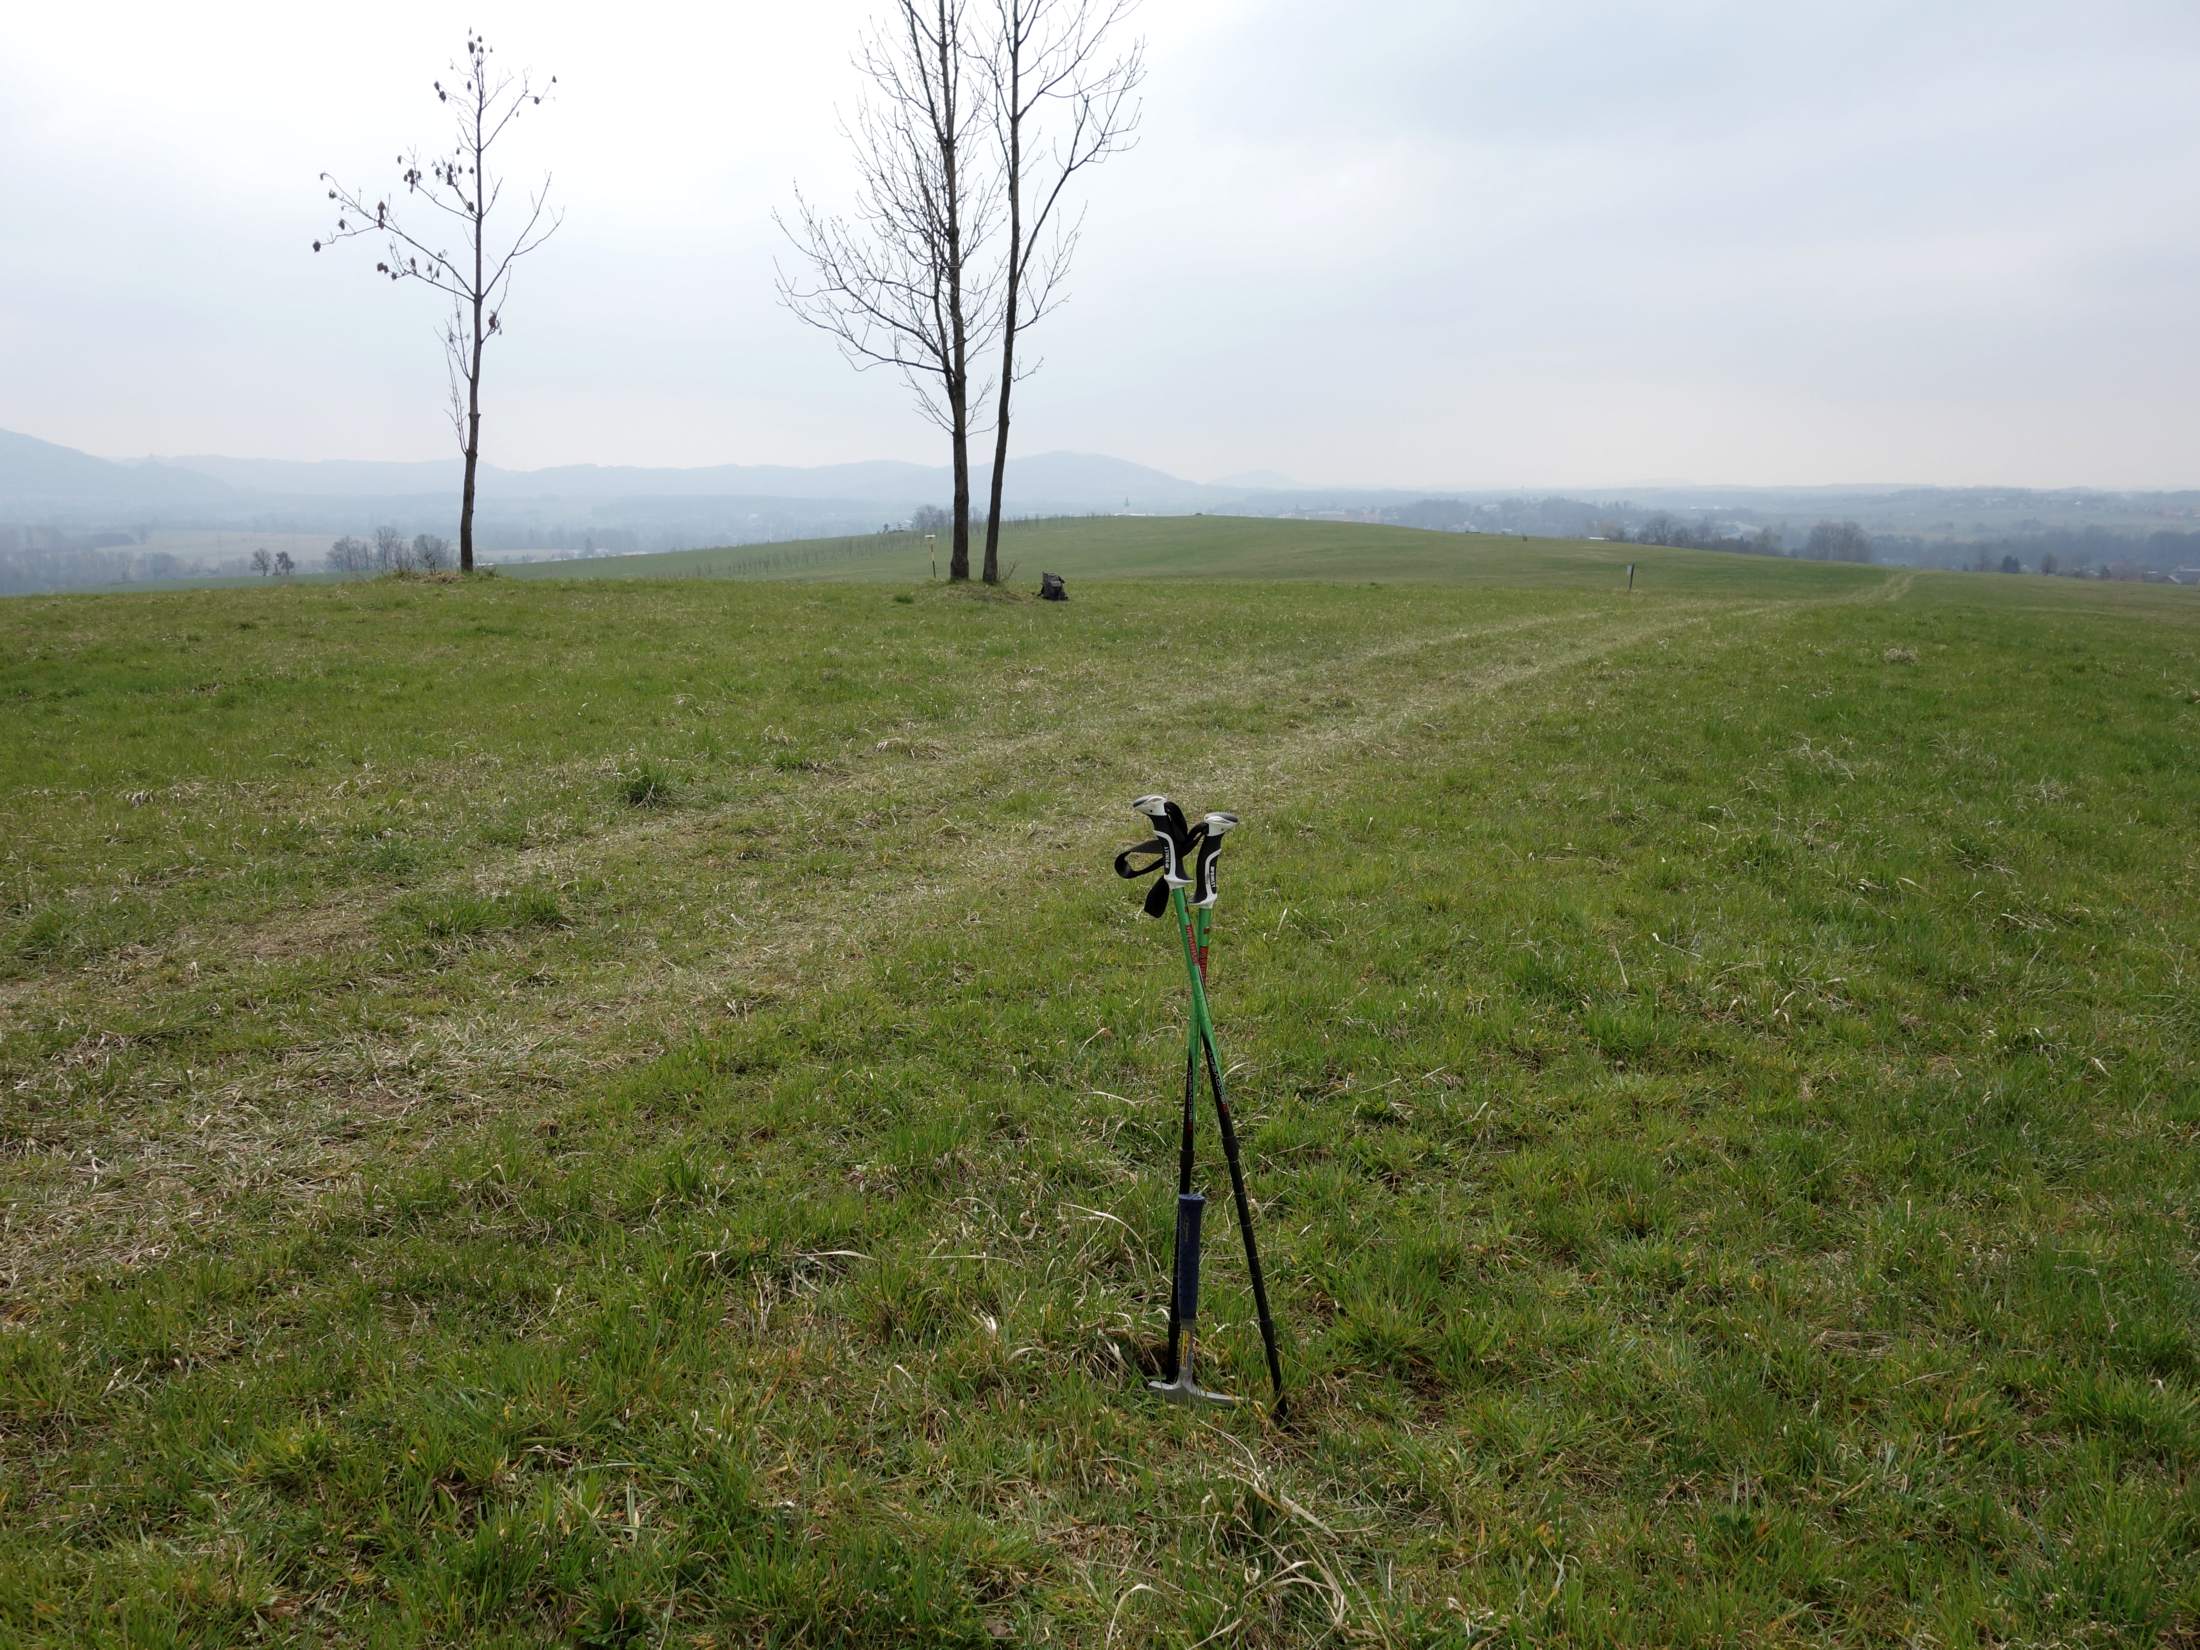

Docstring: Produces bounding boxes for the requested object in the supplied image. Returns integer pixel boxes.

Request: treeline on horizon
[1879,525,2200,575]
[0,510,1016,595]
[0,520,704,594]
[1375,495,2200,574]
[0,546,202,595]
[8,510,2200,597]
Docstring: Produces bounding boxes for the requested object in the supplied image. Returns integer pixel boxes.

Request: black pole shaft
[1196,1015,1286,1415]
[1164,913,1207,1379]
[1163,1024,1198,1378]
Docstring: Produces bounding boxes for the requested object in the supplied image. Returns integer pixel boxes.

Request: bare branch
[312,32,561,573]
[780,1,1001,573]
[969,0,1144,579]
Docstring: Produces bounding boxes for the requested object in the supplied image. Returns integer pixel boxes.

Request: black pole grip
[1190,812,1236,909]
[1173,1193,1205,1325]
[1132,796,1198,886]
[1191,832,1224,909]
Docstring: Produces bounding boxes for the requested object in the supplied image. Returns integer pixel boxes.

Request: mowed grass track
[1,530,2195,1647]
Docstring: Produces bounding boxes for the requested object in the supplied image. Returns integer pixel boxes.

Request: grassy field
[2,525,2195,1646]
[489,515,1771,588]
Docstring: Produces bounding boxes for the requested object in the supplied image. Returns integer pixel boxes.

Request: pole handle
[1189,812,1237,909]
[1131,795,1198,886]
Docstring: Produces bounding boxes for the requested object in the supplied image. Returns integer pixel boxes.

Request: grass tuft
[9,906,70,960]
[616,759,680,809]
[389,880,570,944]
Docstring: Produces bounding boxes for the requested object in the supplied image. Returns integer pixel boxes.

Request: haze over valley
[7,425,2197,593]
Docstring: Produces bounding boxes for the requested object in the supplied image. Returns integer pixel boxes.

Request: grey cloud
[0,0,2193,488]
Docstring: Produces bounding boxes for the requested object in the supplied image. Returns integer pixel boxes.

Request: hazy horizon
[32,426,2198,502]
[5,0,2198,490]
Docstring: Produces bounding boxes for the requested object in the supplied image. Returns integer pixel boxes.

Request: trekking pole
[1172,877,1287,1417]
[1163,813,1233,1379]
[1130,797,1203,1381]
[1120,799,1286,1417]
[1168,955,1201,1373]
[1180,815,1236,1192]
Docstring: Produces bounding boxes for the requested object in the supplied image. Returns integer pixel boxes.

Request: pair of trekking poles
[1115,795,1286,1418]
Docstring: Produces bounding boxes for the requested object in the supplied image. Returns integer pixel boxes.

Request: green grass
[1,524,2195,1646]
[492,513,1896,594]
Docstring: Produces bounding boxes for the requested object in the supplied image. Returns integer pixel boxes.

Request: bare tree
[316,34,560,574]
[250,549,273,577]
[1804,520,1875,564]
[780,1,1000,582]
[414,533,452,571]
[974,0,1143,583]
[372,524,413,572]
[273,551,296,577]
[328,536,371,575]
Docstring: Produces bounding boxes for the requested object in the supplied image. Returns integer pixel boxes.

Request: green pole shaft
[1172,887,1211,1031]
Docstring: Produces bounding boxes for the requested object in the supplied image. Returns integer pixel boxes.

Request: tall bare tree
[975,0,1143,583]
[316,34,560,574]
[780,0,999,582]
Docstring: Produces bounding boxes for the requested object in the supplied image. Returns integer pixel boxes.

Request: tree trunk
[462,294,483,573]
[459,429,479,572]
[983,35,1022,588]
[460,103,487,574]
[940,0,972,583]
[950,413,972,582]
[982,342,1010,584]
[982,243,1018,584]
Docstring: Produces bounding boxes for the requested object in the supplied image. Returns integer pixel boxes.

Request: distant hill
[157,454,463,498]
[0,429,235,513]
[2,431,1230,530]
[7,425,2196,594]
[1,430,1290,590]
[149,445,1208,512]
[159,452,945,505]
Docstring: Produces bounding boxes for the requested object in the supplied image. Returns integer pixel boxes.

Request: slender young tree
[316,34,560,573]
[780,0,999,581]
[975,0,1143,583]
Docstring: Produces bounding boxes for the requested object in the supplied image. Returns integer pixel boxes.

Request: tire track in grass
[0,602,1626,1032]
[0,590,1815,1294]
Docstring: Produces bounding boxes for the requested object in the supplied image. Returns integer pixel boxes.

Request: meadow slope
[487,515,1809,588]
[2,529,2196,1646]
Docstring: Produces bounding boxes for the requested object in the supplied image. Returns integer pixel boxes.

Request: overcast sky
[4,0,2196,488]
